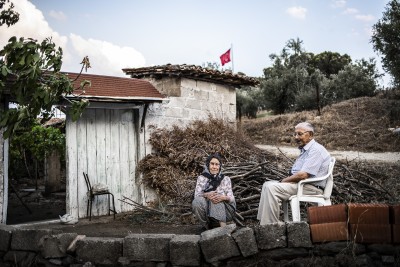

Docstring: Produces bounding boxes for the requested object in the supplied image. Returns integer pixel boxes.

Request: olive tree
[260,38,381,114]
[371,0,400,87]
[324,59,378,104]
[261,38,310,114]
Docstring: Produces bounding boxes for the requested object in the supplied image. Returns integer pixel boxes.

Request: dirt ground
[7,188,66,225]
[16,212,205,237]
[6,188,203,236]
[6,185,204,236]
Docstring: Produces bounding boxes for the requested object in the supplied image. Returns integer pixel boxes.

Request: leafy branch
[0,37,90,138]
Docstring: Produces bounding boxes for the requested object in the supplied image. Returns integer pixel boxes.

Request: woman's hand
[203,191,215,199]
[204,191,227,204]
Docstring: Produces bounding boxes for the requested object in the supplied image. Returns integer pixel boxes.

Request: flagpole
[231,43,234,73]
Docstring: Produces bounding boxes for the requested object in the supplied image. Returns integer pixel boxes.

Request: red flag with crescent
[220,49,231,66]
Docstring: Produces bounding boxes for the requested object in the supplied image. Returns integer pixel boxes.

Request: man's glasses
[293,131,310,137]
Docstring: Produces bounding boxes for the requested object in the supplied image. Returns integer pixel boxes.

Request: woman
[192,153,236,229]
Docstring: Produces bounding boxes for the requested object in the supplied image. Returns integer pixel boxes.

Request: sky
[0,0,392,86]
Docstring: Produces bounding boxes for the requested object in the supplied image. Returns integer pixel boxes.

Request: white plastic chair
[283,157,336,222]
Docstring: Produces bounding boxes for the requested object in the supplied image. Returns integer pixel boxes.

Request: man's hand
[281,171,310,183]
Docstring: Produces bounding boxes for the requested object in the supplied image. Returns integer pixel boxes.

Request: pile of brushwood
[137,118,399,223]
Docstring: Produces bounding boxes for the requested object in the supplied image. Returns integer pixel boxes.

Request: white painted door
[66,108,142,218]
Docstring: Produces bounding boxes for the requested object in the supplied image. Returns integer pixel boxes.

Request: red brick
[348,203,389,224]
[389,204,400,224]
[393,225,400,244]
[310,222,349,243]
[307,204,347,224]
[350,224,392,244]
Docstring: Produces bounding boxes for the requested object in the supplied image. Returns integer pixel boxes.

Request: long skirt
[192,197,236,228]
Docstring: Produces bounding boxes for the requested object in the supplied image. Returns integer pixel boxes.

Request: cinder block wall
[143,76,237,159]
[146,77,236,130]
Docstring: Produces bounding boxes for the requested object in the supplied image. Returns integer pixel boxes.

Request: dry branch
[135,118,399,221]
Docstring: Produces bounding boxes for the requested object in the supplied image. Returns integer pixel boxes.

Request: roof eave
[122,65,260,87]
[64,94,165,103]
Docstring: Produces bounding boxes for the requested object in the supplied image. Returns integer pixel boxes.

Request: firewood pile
[137,118,399,221]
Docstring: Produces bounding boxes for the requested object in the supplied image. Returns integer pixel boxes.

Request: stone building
[123,64,257,131]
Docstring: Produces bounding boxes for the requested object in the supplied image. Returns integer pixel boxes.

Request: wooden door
[66,108,143,218]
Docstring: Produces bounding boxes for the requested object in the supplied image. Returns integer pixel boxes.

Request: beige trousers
[257,181,322,225]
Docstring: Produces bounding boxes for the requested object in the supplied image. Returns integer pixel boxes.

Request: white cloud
[68,34,145,77]
[341,7,374,24]
[0,0,145,77]
[355,14,375,22]
[49,10,67,21]
[0,0,67,48]
[332,0,346,8]
[343,8,358,15]
[286,6,307,20]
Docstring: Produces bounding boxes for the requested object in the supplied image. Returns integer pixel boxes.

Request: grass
[256,110,273,119]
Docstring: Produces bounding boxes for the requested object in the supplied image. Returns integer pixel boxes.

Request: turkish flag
[220,49,231,66]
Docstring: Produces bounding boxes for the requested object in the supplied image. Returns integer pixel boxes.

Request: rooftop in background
[42,117,65,127]
[122,64,259,87]
[65,72,165,103]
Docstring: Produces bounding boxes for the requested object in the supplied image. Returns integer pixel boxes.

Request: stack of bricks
[307,203,399,244]
[307,204,348,243]
[348,203,392,243]
[390,204,400,244]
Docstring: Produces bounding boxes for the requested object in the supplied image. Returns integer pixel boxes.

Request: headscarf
[202,153,225,193]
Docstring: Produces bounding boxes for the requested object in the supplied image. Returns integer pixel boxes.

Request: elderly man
[257,122,331,225]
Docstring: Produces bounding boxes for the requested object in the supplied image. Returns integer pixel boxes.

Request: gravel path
[255,145,400,164]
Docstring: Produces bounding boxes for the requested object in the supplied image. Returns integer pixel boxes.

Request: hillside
[240,95,400,153]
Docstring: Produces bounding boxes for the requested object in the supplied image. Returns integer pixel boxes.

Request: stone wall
[0,222,398,266]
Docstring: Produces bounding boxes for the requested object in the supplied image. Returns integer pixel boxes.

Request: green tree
[0,0,18,26]
[10,120,65,180]
[310,51,352,77]
[261,38,309,114]
[260,38,382,115]
[324,59,378,104]
[286,37,304,56]
[236,87,261,119]
[294,69,329,113]
[0,1,89,139]
[371,0,400,87]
